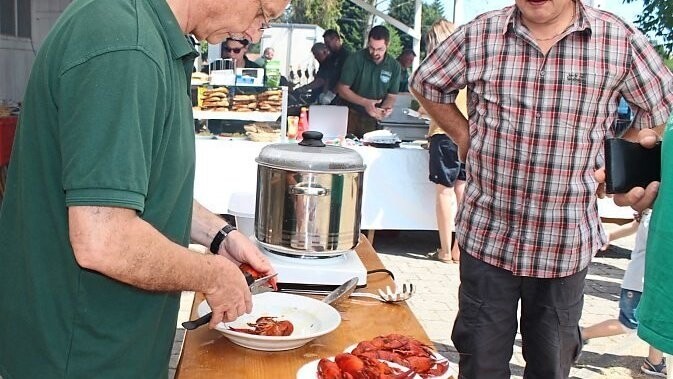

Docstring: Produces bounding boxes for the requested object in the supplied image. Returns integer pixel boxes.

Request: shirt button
[540,71,545,77]
[536,113,541,119]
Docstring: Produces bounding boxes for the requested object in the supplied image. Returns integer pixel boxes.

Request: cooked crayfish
[317,353,417,379]
[228,316,293,336]
[350,334,449,378]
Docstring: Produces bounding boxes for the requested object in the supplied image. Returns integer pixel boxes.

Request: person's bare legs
[435,183,455,262]
[450,180,465,262]
[642,346,667,376]
[648,346,664,366]
[581,319,628,339]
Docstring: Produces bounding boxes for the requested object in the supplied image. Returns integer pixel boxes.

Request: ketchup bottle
[297,107,309,142]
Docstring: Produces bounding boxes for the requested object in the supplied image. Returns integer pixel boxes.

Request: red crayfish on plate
[317,353,417,379]
[228,316,294,336]
[349,334,449,378]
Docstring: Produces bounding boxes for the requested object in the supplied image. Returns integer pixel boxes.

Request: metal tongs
[181,272,277,330]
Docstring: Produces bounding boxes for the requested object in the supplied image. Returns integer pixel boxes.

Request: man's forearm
[69,206,228,293]
[336,83,367,107]
[191,199,228,247]
[411,89,468,141]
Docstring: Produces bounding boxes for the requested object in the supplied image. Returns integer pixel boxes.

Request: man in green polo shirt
[337,25,401,138]
[0,0,289,378]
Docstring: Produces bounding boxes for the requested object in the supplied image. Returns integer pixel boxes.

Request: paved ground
[171,222,654,379]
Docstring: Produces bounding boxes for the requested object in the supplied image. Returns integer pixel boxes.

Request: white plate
[197,292,341,351]
[296,357,410,379]
[343,344,455,379]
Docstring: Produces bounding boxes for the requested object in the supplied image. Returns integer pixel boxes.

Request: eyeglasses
[257,0,271,30]
[223,47,243,54]
[368,45,386,54]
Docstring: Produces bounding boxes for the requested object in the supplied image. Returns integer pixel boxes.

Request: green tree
[387,0,445,54]
[384,23,403,58]
[286,0,343,29]
[338,0,369,52]
[623,0,673,54]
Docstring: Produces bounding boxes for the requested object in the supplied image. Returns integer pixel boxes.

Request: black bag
[604,138,661,194]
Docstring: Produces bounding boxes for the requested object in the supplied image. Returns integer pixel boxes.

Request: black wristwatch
[209,224,237,254]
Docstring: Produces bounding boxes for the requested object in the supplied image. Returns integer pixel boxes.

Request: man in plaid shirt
[411,0,673,377]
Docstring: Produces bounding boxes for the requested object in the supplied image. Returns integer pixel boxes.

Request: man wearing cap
[0,0,289,377]
[336,25,401,138]
[322,29,351,91]
[295,42,334,99]
[397,48,416,92]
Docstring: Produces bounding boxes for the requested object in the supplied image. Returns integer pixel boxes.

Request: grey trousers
[452,248,586,379]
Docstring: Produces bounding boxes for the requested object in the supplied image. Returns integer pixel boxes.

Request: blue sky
[450,0,644,25]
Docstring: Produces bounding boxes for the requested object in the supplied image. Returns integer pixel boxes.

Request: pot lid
[256,131,365,172]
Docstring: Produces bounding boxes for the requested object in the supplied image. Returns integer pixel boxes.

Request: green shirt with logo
[339,48,401,111]
[0,0,197,377]
[638,113,673,354]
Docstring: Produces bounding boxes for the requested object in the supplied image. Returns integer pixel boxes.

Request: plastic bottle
[297,107,309,141]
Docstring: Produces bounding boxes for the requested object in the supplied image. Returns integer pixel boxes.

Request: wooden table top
[175,235,434,379]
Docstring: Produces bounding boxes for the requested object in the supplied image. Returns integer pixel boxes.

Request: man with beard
[0,0,289,377]
[337,25,401,138]
[410,0,673,377]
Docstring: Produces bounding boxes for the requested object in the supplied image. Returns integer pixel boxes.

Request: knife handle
[181,312,212,330]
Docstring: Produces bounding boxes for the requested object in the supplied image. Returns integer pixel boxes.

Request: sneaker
[641,357,667,377]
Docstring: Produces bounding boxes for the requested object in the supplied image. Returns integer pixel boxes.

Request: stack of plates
[362,130,401,148]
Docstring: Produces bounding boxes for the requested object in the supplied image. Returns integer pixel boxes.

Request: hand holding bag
[604,138,661,194]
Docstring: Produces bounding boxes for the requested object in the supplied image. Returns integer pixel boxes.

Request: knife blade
[247,273,277,295]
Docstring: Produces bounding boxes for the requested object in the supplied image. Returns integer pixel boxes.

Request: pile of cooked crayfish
[317,334,449,378]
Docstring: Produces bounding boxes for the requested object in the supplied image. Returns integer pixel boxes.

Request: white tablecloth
[194,139,438,230]
[193,139,635,231]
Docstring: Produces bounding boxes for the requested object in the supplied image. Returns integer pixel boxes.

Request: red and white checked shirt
[411,3,673,278]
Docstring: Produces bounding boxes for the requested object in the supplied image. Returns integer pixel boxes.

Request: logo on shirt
[380,70,392,84]
[565,72,586,83]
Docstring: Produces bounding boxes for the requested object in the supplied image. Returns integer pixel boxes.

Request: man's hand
[218,231,277,287]
[363,99,384,120]
[613,128,662,212]
[594,167,607,199]
[203,255,253,328]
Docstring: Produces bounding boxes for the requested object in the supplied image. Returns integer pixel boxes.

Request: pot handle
[290,182,330,196]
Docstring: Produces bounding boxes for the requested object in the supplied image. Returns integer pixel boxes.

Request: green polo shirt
[638,113,673,354]
[339,48,401,106]
[0,0,197,378]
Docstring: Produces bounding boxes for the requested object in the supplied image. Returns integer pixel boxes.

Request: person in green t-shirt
[614,113,673,358]
[336,25,401,138]
[0,0,289,378]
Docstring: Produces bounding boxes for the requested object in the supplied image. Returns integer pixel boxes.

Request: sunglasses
[224,47,243,54]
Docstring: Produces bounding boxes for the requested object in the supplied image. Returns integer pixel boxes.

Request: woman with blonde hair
[424,19,468,264]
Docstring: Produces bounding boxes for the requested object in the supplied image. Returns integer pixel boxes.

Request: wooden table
[175,236,433,379]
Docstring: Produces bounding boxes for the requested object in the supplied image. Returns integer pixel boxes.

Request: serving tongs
[182,273,277,330]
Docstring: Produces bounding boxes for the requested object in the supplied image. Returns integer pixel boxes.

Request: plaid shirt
[411,3,673,278]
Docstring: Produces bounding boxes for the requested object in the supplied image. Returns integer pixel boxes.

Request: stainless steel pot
[254,131,365,256]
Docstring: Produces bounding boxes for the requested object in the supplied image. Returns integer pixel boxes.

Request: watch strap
[209,224,237,254]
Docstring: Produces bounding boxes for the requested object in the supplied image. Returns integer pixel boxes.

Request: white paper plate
[343,344,455,379]
[197,292,341,351]
[296,357,409,379]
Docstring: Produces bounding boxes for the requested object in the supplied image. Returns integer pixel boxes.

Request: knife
[181,272,277,330]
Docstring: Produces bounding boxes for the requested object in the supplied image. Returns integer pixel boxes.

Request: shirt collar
[148,0,198,60]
